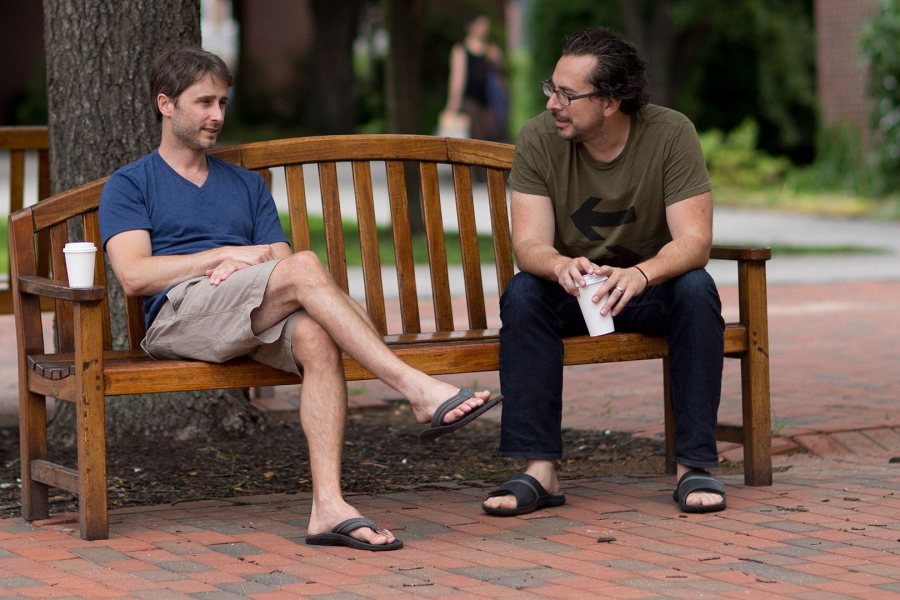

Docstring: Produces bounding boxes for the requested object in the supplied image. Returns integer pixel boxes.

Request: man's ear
[157,93,175,118]
[602,97,622,117]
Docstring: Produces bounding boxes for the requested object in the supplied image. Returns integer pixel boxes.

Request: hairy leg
[252,252,491,423]
[290,312,397,547]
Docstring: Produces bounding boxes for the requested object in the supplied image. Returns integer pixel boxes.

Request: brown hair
[150,47,233,121]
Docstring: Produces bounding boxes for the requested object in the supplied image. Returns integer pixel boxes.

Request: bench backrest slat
[284,164,311,252]
[384,160,420,334]
[452,164,487,329]
[82,210,113,350]
[487,168,515,297]
[351,161,388,334]
[420,161,454,331]
[49,222,74,352]
[319,162,349,292]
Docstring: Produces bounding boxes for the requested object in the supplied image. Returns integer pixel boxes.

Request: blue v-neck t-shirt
[100,150,288,327]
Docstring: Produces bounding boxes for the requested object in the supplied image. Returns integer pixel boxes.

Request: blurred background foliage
[860,0,900,196]
[9,0,899,212]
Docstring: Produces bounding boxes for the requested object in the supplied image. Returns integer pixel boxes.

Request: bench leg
[75,303,109,540]
[76,392,109,540]
[18,390,49,522]
[663,358,676,475]
[741,335,772,486]
[737,260,772,486]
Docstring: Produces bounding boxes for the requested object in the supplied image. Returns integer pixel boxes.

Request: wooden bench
[9,134,772,540]
[1,126,51,314]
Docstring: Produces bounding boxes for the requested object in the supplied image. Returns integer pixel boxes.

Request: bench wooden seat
[10,134,771,540]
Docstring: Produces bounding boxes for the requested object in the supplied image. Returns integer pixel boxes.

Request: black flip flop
[482,473,566,516]
[418,388,503,443]
[672,469,726,513]
[305,517,403,551]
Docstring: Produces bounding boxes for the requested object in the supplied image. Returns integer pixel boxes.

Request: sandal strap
[332,517,378,536]
[677,470,725,498]
[485,473,544,506]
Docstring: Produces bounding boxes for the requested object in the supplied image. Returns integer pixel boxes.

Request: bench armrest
[18,275,106,302]
[710,245,771,262]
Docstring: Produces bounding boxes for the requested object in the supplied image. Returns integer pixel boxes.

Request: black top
[463,47,491,106]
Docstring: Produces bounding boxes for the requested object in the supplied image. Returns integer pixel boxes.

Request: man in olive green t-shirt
[482,27,727,516]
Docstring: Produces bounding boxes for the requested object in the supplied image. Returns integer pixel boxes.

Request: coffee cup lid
[580,274,608,286]
[64,242,96,252]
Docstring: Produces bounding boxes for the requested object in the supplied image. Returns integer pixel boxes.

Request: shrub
[860,0,900,194]
[699,120,790,189]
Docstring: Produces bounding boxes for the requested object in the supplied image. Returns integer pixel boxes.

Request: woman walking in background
[442,14,507,142]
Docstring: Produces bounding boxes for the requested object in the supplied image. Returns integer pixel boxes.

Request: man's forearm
[635,236,710,286]
[514,239,570,281]
[115,247,228,297]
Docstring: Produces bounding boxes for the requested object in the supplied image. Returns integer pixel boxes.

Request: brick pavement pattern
[2,280,900,597]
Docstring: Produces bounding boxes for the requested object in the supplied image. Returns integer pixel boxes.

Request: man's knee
[669,269,723,326]
[671,269,719,303]
[501,272,554,313]
[291,314,340,364]
[281,250,333,288]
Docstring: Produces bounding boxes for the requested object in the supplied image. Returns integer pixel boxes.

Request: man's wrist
[633,264,650,287]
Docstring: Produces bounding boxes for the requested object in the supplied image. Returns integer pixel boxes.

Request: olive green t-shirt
[508,105,710,267]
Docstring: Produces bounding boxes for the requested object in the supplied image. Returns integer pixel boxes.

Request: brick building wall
[815,0,877,150]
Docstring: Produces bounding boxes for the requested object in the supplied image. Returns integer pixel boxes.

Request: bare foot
[409,383,492,426]
[675,464,725,509]
[307,499,397,548]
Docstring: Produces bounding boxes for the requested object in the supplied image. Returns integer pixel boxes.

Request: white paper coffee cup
[63,242,97,288]
[576,274,615,336]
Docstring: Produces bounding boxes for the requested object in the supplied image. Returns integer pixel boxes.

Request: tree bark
[43,0,265,444]
[307,0,364,134]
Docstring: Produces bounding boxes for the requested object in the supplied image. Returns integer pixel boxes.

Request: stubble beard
[172,120,219,152]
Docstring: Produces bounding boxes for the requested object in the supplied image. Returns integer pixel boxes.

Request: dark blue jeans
[498,269,724,469]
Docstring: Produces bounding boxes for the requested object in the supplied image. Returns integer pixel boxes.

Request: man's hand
[556,259,650,317]
[205,244,280,285]
[591,265,650,317]
[552,257,602,295]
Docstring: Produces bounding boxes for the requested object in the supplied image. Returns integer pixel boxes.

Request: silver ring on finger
[615,286,625,292]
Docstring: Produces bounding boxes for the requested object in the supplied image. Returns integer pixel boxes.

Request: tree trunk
[307,0,364,134]
[383,0,424,233]
[620,0,675,108]
[43,0,265,444]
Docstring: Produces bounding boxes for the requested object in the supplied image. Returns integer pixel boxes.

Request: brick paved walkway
[2,280,900,598]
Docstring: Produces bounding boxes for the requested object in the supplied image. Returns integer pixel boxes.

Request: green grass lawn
[283,215,497,268]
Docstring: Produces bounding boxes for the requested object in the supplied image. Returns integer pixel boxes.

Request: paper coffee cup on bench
[576,274,615,336]
[63,242,97,288]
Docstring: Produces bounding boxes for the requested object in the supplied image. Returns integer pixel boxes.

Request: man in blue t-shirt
[100,47,500,552]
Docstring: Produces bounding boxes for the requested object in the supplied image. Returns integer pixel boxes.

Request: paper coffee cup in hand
[576,274,615,336]
[63,242,97,288]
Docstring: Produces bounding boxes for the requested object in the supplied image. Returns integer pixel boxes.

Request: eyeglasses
[541,79,602,107]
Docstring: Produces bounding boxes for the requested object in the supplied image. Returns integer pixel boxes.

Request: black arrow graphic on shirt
[570,197,637,241]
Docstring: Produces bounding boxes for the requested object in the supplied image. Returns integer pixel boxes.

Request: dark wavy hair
[150,47,233,121]
[562,27,648,115]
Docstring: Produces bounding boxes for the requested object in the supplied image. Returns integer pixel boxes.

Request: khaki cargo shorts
[141,259,303,375]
